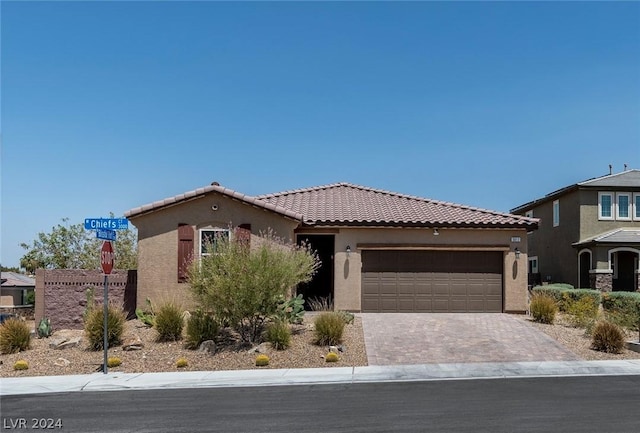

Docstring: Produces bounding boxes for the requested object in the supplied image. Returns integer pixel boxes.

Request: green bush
[530,293,557,324]
[565,296,599,329]
[591,321,625,353]
[264,320,291,350]
[185,310,219,349]
[531,286,566,308]
[275,294,305,324]
[188,231,319,343]
[314,312,345,346]
[0,318,31,354]
[602,292,640,330]
[84,304,126,351]
[532,286,601,312]
[154,302,184,342]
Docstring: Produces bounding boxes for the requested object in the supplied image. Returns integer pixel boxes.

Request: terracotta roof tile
[257,182,538,228]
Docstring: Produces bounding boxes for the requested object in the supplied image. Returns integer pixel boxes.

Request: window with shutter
[177,224,194,283]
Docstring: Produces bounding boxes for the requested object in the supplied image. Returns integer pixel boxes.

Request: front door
[296,234,335,308]
[613,251,638,292]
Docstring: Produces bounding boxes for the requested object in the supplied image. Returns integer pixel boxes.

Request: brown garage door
[361,250,503,313]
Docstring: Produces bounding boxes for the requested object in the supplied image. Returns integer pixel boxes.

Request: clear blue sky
[2,1,639,269]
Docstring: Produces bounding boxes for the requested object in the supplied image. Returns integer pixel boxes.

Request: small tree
[188,230,318,342]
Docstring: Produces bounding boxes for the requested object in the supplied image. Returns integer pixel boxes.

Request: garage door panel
[361,250,503,313]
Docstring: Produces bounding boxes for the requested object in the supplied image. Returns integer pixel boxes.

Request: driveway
[361,313,580,365]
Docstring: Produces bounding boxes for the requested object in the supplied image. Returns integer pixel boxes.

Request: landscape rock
[122,335,144,351]
[198,340,217,354]
[54,357,70,367]
[247,342,270,354]
[49,336,82,350]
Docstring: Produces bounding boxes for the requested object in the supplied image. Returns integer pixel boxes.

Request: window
[552,200,559,227]
[200,228,230,256]
[598,192,613,220]
[617,193,631,220]
[528,256,539,274]
[634,193,640,221]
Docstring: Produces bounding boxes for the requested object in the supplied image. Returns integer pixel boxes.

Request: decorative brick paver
[361,313,581,365]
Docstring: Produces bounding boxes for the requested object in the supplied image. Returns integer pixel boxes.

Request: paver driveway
[361,313,580,365]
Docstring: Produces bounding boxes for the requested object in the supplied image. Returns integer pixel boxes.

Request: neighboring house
[0,272,35,307]
[511,169,640,292]
[125,182,538,313]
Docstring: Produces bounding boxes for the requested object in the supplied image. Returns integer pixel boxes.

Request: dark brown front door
[361,250,503,313]
[613,251,638,292]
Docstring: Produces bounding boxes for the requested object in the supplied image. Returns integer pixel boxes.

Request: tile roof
[1,272,35,288]
[257,182,538,228]
[574,228,640,246]
[124,183,304,221]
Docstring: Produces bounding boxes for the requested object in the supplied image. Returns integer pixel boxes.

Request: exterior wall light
[514,247,521,260]
[433,228,439,236]
[346,245,351,257]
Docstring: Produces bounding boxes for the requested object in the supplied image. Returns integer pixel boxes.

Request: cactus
[325,352,339,363]
[176,357,189,368]
[13,360,29,370]
[37,317,52,338]
[255,354,270,366]
[107,357,122,368]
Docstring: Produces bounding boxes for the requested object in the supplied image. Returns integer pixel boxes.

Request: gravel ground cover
[0,314,368,378]
[3,312,640,378]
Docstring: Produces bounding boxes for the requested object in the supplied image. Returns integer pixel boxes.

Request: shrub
[325,352,339,363]
[176,357,189,368]
[308,296,334,312]
[84,303,126,351]
[185,310,219,350]
[566,296,599,329]
[336,310,355,325]
[188,230,319,343]
[0,318,31,354]
[37,317,52,338]
[530,294,557,324]
[601,292,640,330]
[107,357,122,368]
[561,289,601,312]
[591,321,625,353]
[255,354,270,366]
[13,360,29,371]
[275,294,305,324]
[314,312,345,346]
[264,320,291,350]
[154,301,184,342]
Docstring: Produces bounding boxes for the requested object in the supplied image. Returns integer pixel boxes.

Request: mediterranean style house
[125,182,538,313]
[511,169,640,292]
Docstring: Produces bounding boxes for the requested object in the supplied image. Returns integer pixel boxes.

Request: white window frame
[616,192,632,220]
[199,228,230,257]
[528,256,539,274]
[552,200,559,227]
[598,192,614,220]
[633,193,640,221]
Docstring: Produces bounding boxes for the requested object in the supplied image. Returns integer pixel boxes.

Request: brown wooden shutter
[235,223,251,249]
[177,224,194,283]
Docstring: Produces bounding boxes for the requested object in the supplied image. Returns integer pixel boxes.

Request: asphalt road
[2,376,640,433]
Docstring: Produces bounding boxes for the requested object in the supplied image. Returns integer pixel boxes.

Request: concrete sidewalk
[4,360,640,396]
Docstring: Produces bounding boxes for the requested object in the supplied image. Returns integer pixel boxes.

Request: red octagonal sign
[101,241,114,275]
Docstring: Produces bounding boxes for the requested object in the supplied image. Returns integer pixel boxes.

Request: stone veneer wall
[35,269,136,331]
[590,272,613,292]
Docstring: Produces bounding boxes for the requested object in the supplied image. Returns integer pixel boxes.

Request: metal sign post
[100,241,114,374]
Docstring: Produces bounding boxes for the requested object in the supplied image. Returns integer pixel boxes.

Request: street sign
[96,229,117,241]
[85,218,129,230]
[101,241,114,275]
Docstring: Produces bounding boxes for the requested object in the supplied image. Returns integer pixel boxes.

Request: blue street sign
[96,229,117,241]
[84,218,129,230]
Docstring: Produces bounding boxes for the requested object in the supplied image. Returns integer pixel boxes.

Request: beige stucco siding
[130,193,299,309]
[329,227,529,313]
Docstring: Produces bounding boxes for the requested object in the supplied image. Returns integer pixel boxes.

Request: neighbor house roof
[124,183,304,221]
[511,169,640,214]
[257,182,538,228]
[0,272,35,288]
[573,228,640,247]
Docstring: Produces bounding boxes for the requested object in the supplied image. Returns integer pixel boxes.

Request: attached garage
[361,250,504,313]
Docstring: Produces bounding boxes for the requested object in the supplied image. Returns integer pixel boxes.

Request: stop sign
[101,241,114,274]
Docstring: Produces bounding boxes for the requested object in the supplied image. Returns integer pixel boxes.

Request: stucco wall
[130,193,299,309]
[324,227,529,313]
[579,189,640,241]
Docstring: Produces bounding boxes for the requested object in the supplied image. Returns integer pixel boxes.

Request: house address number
[511,237,521,243]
